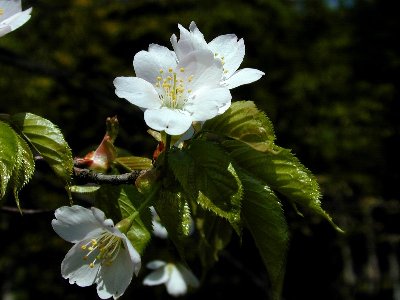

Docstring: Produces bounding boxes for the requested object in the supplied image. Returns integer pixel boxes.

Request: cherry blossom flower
[143,260,200,297]
[0,0,32,37]
[52,205,141,299]
[171,21,265,89]
[113,44,231,136]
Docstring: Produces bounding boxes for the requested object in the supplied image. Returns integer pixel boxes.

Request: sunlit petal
[223,68,265,89]
[134,45,177,83]
[0,1,32,38]
[209,35,245,78]
[186,87,231,121]
[114,77,161,109]
[144,108,193,135]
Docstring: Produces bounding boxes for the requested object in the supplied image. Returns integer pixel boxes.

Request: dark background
[1,0,399,299]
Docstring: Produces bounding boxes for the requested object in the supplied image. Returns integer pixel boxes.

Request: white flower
[171,21,265,89]
[113,44,231,136]
[150,206,168,239]
[51,205,141,299]
[143,260,200,297]
[0,0,32,38]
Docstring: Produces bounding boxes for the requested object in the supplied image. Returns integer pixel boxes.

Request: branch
[73,167,144,185]
[36,155,148,185]
[0,206,53,215]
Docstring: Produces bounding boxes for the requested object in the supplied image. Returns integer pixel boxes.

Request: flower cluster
[114,21,264,136]
[0,0,32,37]
[52,22,263,299]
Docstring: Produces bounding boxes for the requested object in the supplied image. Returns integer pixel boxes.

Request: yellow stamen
[154,67,195,109]
[0,8,4,16]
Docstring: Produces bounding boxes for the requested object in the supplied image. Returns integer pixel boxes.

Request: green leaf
[115,156,152,171]
[10,113,73,186]
[95,185,152,254]
[225,140,342,231]
[203,101,275,152]
[169,140,243,232]
[239,170,289,300]
[0,121,19,198]
[195,208,233,271]
[11,135,35,210]
[155,188,193,241]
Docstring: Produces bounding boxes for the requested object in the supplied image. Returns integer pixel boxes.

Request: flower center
[155,67,193,109]
[0,8,4,16]
[81,233,123,268]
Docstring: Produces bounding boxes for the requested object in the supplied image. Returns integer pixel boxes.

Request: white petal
[223,68,265,89]
[144,108,193,135]
[2,8,32,31]
[148,44,177,67]
[151,206,168,237]
[171,22,207,60]
[185,87,231,121]
[0,0,22,21]
[166,264,187,297]
[209,35,245,78]
[189,21,205,43]
[133,46,177,83]
[90,207,125,238]
[188,21,208,50]
[61,240,100,287]
[175,126,195,144]
[52,206,104,243]
[152,220,168,239]
[146,260,167,270]
[218,100,232,115]
[0,26,11,37]
[143,267,169,286]
[178,50,223,91]
[122,236,141,275]
[114,77,161,109]
[95,240,137,299]
[176,264,200,288]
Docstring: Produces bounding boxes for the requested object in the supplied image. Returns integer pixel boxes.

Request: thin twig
[0,206,53,214]
[73,167,144,185]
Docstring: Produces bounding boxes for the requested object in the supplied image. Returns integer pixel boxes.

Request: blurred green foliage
[1,0,399,299]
